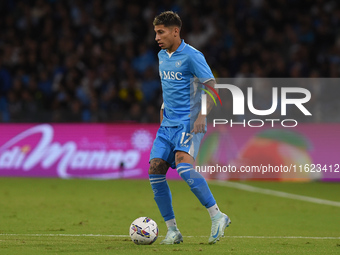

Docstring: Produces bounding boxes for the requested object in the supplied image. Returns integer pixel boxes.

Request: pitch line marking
[210,181,340,207]
[0,234,339,240]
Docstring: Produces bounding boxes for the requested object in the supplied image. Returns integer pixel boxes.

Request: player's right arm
[160,102,164,124]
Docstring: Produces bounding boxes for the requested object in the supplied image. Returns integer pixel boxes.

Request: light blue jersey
[159,39,214,127]
[150,40,214,168]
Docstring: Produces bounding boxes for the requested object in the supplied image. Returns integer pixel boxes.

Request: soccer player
[149,11,231,245]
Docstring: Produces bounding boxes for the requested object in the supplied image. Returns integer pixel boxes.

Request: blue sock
[176,163,216,208]
[149,174,175,221]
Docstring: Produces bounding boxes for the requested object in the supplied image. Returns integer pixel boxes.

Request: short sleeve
[189,51,214,83]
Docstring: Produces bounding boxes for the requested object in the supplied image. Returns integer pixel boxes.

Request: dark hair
[153,11,182,28]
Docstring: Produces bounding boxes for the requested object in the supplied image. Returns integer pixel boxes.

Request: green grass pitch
[0,178,339,254]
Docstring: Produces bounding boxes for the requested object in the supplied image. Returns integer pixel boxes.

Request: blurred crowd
[0,0,340,123]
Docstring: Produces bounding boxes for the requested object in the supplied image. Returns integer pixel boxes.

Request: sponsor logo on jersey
[159,71,183,80]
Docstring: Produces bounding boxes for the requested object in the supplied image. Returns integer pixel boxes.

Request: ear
[173,27,180,37]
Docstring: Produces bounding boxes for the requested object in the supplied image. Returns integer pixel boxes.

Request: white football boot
[208,212,231,244]
[160,226,183,244]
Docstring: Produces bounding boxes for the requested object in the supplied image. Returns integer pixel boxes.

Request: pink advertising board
[0,124,179,179]
[0,124,339,181]
[197,124,340,181]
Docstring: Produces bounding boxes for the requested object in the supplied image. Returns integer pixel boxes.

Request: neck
[167,38,182,53]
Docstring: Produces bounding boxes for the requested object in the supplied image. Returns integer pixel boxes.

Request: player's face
[154,25,178,51]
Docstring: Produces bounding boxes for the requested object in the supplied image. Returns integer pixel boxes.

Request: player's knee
[148,158,169,175]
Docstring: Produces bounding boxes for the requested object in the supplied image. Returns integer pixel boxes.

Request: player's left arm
[189,51,218,134]
[191,79,218,133]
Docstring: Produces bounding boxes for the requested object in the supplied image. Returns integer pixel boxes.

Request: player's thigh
[175,151,194,165]
[148,158,170,175]
[173,124,204,166]
[150,127,176,169]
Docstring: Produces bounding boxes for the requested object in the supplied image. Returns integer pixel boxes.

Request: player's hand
[191,114,206,134]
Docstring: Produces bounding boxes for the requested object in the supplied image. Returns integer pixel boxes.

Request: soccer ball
[129,217,158,245]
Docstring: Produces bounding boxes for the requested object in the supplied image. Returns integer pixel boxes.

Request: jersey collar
[176,39,186,52]
[164,39,187,57]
